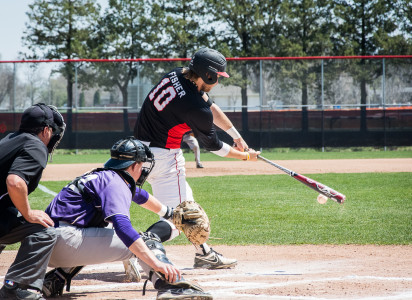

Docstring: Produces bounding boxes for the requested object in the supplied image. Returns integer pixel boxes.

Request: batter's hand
[26,210,55,228]
[154,262,181,283]
[233,137,248,152]
[246,148,261,161]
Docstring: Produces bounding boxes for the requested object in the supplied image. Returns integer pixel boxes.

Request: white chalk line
[37,184,57,196]
[18,187,412,299]
[2,261,412,299]
[43,262,412,300]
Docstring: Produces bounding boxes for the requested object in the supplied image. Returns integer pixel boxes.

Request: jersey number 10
[149,78,177,111]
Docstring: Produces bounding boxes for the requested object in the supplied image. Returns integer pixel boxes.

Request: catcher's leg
[139,232,212,300]
[42,266,83,297]
[145,214,237,270]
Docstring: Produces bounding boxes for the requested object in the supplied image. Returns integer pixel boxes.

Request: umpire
[0,103,65,300]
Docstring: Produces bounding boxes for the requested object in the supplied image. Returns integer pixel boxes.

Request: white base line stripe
[38,184,57,196]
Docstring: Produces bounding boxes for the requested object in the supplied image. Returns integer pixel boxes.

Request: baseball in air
[317,194,328,204]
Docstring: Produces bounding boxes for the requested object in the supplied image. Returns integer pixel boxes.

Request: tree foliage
[156,0,211,58]
[22,0,101,140]
[333,0,410,131]
[19,0,412,135]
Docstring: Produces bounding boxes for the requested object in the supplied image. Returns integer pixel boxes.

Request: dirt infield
[41,158,412,181]
[1,159,412,299]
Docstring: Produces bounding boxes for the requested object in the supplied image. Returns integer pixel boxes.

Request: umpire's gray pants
[0,223,57,290]
[49,223,134,268]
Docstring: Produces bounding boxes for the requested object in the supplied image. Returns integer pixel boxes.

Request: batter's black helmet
[189,48,229,85]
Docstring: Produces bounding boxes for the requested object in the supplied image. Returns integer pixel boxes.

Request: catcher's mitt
[172,201,210,245]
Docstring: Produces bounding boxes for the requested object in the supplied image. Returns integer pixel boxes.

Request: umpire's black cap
[19,103,55,132]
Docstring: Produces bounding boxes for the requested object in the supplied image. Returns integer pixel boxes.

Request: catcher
[42,137,212,300]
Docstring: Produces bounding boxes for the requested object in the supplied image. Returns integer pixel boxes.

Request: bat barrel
[258,155,345,204]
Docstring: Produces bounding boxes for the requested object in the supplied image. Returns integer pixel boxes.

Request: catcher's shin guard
[140,232,212,299]
[42,266,83,297]
[140,231,174,280]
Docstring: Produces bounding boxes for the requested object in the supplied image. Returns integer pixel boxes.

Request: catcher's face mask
[105,137,155,188]
[136,144,155,188]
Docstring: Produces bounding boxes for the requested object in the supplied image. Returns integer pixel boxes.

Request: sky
[0,0,107,61]
[0,0,33,60]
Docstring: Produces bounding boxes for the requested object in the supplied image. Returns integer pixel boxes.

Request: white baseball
[317,194,328,204]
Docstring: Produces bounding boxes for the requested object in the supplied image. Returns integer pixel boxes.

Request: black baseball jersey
[0,132,48,210]
[134,67,223,151]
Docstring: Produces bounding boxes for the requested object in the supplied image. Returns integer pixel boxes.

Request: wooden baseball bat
[258,155,346,204]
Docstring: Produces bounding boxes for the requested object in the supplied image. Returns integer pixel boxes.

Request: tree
[0,63,14,108]
[79,92,85,107]
[156,0,211,58]
[333,0,405,131]
[277,0,334,132]
[93,90,101,106]
[22,0,100,145]
[89,0,164,133]
[207,0,283,132]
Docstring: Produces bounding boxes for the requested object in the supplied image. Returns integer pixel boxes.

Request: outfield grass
[3,171,407,251]
[49,147,412,164]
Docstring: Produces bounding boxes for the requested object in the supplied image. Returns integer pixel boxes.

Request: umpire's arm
[6,174,54,228]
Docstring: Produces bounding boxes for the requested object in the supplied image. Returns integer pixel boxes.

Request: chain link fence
[1,56,411,149]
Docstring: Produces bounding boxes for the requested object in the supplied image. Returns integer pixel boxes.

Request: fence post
[382,58,386,151]
[137,61,140,111]
[12,63,16,112]
[321,59,325,152]
[74,62,78,109]
[259,59,263,151]
[74,62,79,153]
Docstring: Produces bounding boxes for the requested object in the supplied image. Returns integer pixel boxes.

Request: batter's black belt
[142,141,171,150]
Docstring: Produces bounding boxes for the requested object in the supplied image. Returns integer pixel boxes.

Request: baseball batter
[134,47,261,269]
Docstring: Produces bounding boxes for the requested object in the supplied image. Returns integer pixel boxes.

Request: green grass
[49,147,412,164]
[6,172,410,250]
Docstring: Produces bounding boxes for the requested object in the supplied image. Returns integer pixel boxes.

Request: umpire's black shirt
[0,132,48,210]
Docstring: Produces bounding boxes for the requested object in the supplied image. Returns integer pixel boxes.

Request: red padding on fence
[1,55,411,64]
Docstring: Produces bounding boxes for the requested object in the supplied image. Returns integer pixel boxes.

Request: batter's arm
[210,103,248,151]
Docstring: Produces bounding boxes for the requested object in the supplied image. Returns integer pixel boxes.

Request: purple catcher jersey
[46,170,148,227]
[134,67,223,151]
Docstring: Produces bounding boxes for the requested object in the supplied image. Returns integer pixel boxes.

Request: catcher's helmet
[104,137,155,187]
[189,48,229,85]
[105,137,154,170]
